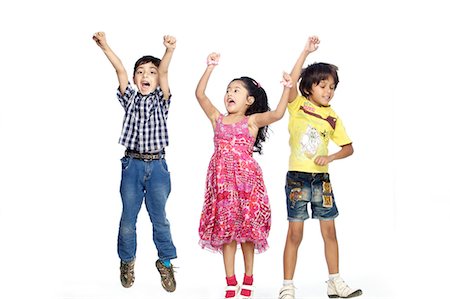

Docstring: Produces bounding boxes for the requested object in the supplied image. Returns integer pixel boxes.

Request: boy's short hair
[133,55,161,74]
[299,62,339,97]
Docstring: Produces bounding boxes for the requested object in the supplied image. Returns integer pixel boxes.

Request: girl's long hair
[231,76,270,154]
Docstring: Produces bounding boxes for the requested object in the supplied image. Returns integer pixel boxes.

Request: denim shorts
[285,171,339,221]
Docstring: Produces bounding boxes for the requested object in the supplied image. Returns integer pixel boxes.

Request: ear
[247,96,255,106]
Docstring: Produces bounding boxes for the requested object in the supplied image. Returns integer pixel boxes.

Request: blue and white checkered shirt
[117,83,171,153]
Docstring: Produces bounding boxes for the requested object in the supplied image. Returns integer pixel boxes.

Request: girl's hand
[163,35,177,50]
[207,52,220,66]
[281,71,293,88]
[305,36,320,53]
[92,31,107,48]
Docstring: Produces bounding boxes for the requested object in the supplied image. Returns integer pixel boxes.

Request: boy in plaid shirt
[93,32,177,292]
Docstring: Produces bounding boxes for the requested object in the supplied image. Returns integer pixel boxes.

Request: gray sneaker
[155,259,176,292]
[327,277,362,298]
[120,259,135,288]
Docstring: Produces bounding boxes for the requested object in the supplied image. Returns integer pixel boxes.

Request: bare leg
[283,221,304,279]
[241,242,255,276]
[223,241,238,277]
[319,220,339,274]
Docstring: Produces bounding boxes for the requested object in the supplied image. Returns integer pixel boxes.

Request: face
[307,75,336,107]
[133,62,159,95]
[224,80,254,114]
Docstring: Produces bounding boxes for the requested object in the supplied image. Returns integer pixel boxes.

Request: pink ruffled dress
[199,114,271,253]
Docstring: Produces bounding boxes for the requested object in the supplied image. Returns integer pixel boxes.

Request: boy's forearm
[99,44,128,94]
[102,46,126,74]
[289,50,310,100]
[330,144,354,161]
[290,50,310,82]
[159,48,175,75]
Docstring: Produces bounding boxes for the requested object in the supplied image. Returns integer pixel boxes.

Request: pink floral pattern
[199,115,271,253]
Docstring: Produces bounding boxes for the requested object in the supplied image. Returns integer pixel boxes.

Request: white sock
[329,273,340,281]
[283,280,294,286]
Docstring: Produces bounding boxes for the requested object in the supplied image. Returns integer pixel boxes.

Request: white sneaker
[278,284,295,299]
[327,277,362,298]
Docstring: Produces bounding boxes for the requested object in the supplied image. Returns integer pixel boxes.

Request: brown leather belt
[125,149,165,161]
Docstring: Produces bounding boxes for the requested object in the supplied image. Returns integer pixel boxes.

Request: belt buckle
[143,154,153,161]
[144,153,159,161]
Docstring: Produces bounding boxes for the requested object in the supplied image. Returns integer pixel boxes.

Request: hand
[281,72,293,88]
[314,155,332,166]
[304,35,320,53]
[163,35,176,50]
[207,52,220,66]
[92,31,107,48]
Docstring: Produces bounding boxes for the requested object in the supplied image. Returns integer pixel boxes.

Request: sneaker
[120,259,135,288]
[327,277,362,298]
[155,259,176,292]
[278,284,295,299]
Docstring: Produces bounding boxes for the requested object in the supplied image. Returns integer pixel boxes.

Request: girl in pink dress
[196,52,293,299]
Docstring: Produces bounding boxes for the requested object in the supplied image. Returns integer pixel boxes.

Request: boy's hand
[314,155,332,166]
[163,35,176,50]
[93,31,107,49]
[206,52,220,66]
[305,35,320,54]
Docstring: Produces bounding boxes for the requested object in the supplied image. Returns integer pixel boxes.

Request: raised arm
[195,52,221,127]
[289,36,320,102]
[251,72,293,129]
[92,32,128,95]
[159,35,176,100]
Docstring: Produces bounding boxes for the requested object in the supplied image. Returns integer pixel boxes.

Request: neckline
[220,114,247,125]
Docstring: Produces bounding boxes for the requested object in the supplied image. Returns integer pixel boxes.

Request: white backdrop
[0,0,448,298]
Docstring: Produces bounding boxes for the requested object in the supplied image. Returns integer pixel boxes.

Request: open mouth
[141,79,151,88]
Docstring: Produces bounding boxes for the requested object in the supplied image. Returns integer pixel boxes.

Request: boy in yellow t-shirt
[278,36,362,299]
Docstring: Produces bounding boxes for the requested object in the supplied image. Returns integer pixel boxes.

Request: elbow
[195,91,206,102]
[273,110,285,122]
[347,144,354,156]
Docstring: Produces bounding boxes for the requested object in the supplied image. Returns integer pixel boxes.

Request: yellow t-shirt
[288,95,351,173]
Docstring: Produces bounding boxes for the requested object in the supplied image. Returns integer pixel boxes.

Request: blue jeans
[118,156,177,262]
[285,171,339,221]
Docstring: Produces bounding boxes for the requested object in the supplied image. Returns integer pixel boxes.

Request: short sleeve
[117,82,135,109]
[288,95,303,115]
[332,117,352,146]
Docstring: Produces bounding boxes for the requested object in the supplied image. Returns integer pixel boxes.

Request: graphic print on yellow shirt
[287,95,351,173]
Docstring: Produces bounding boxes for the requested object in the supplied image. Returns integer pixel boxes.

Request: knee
[287,229,303,246]
[119,223,136,237]
[321,227,337,243]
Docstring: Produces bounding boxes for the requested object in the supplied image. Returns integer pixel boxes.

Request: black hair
[230,76,270,155]
[299,62,339,97]
[133,55,161,75]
